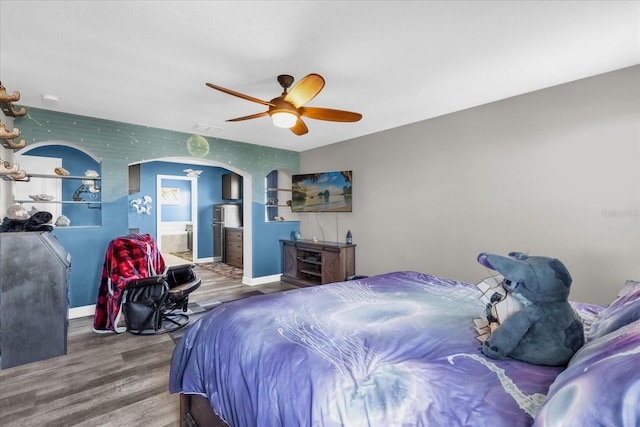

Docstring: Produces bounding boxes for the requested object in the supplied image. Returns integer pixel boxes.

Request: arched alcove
[15,141,102,227]
[265,168,299,222]
[127,156,253,279]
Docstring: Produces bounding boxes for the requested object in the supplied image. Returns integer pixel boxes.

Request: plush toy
[476,251,584,366]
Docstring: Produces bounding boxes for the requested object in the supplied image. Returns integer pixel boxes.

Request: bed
[169,271,640,426]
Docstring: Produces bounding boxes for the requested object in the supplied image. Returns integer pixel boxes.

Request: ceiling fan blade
[300,106,362,122]
[206,82,274,107]
[290,118,309,136]
[284,74,325,108]
[226,111,269,122]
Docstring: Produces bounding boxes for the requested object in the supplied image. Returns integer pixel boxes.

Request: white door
[156,175,198,261]
[13,154,62,221]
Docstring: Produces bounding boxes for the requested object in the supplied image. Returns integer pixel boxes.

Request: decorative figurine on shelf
[346,230,352,244]
[73,170,101,201]
[83,170,101,192]
[55,215,71,227]
[54,167,70,176]
[6,204,30,220]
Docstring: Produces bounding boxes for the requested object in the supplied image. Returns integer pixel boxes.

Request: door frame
[156,174,198,261]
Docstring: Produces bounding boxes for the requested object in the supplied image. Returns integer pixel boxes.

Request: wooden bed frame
[180,393,228,427]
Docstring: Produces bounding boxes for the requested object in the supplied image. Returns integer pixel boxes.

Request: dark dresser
[224,227,243,268]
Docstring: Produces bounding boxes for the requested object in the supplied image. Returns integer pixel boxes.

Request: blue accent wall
[128,161,237,258]
[251,200,299,277]
[14,108,299,308]
[52,197,127,307]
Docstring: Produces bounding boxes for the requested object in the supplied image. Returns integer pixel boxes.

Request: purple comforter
[169,271,599,426]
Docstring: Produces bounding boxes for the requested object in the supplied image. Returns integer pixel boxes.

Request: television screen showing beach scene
[291,171,352,212]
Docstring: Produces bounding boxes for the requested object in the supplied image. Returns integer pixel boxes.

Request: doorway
[128,157,253,281]
[156,175,198,262]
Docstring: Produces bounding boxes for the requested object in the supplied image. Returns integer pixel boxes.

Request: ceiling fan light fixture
[206,73,361,136]
[271,111,298,128]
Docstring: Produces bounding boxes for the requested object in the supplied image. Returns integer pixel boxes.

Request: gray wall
[300,66,639,306]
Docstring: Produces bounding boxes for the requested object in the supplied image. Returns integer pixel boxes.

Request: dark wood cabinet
[281,239,356,287]
[224,227,243,268]
[222,173,242,200]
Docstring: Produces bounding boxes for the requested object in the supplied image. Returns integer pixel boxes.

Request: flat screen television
[291,170,352,212]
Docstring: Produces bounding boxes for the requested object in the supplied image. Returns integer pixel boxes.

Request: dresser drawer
[226,230,242,242]
[226,244,242,257]
[226,253,243,268]
[224,228,243,268]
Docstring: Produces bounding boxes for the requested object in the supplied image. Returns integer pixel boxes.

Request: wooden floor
[0,264,296,427]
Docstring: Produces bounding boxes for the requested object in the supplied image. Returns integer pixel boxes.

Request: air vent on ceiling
[193,123,222,133]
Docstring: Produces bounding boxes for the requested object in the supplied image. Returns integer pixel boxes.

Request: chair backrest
[108,234,166,284]
[94,233,167,333]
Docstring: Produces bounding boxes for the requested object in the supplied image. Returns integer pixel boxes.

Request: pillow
[589,288,640,340]
[618,280,640,297]
[533,319,640,426]
[569,301,603,337]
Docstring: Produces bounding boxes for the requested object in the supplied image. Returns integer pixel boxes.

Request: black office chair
[94,234,202,335]
[122,262,201,335]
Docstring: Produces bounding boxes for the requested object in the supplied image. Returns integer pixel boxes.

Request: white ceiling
[1,1,638,152]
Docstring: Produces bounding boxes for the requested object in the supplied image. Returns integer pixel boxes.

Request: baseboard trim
[244,274,282,286]
[193,256,214,263]
[69,305,95,320]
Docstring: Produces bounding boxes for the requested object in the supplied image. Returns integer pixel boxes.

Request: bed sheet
[170,271,596,427]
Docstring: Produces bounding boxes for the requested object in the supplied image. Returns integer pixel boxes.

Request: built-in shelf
[0,176,25,182]
[15,200,100,205]
[11,173,102,207]
[266,170,294,222]
[28,173,101,180]
[2,173,102,182]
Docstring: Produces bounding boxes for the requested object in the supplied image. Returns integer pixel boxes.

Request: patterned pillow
[533,319,640,426]
[589,288,640,340]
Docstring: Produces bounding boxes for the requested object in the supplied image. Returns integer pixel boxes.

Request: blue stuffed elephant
[477,252,585,366]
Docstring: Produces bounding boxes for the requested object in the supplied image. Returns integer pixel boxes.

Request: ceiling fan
[205,74,362,136]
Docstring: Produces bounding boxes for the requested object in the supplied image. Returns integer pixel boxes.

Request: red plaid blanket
[93,234,165,333]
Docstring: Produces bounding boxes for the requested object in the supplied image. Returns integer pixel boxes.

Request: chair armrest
[168,278,201,300]
[166,263,196,272]
[127,275,165,289]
